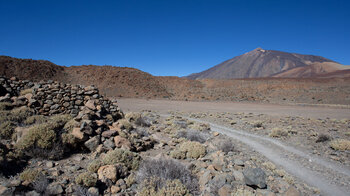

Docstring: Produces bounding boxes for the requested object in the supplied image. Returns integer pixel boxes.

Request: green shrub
[61,133,77,146]
[10,106,34,123]
[20,168,41,183]
[330,139,350,151]
[0,121,15,139]
[24,115,48,125]
[171,141,206,159]
[87,159,102,173]
[102,148,141,170]
[15,114,72,158]
[75,172,97,187]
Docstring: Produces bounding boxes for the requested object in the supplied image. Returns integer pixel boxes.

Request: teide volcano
[187,48,344,79]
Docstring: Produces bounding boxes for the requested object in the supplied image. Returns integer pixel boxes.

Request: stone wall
[0,76,122,118]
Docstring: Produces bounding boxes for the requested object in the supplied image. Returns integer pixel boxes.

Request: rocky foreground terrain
[2,77,349,195]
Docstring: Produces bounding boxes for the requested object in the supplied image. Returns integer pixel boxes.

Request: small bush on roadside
[217,139,235,153]
[251,120,263,128]
[136,158,198,195]
[330,139,350,151]
[171,141,206,159]
[75,172,98,187]
[20,168,41,183]
[177,130,209,144]
[102,148,141,170]
[316,134,330,143]
[269,128,288,138]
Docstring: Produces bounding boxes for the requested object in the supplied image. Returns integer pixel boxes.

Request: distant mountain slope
[187,48,338,79]
[273,62,350,78]
[0,55,65,81]
[0,56,170,98]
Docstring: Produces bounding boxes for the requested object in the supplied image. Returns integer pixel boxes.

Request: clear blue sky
[1,0,349,76]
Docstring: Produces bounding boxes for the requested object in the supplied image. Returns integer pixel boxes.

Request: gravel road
[118,98,350,119]
[185,117,350,196]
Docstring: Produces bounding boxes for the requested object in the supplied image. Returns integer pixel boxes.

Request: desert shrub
[316,134,330,143]
[75,172,98,187]
[171,141,206,159]
[63,119,79,132]
[217,139,235,153]
[20,88,32,95]
[135,116,151,127]
[87,159,102,173]
[61,133,77,147]
[0,102,13,111]
[138,178,191,196]
[188,122,210,132]
[330,139,350,151]
[269,128,288,138]
[118,119,133,131]
[0,121,15,139]
[20,168,41,183]
[10,106,34,123]
[136,158,198,194]
[24,115,48,125]
[177,130,209,143]
[32,174,49,194]
[251,120,263,128]
[102,148,141,170]
[15,114,72,159]
[132,127,150,137]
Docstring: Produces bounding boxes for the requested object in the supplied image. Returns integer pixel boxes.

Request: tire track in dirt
[186,117,350,196]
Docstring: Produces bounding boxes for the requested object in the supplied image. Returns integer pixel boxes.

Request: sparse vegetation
[24,115,48,125]
[102,148,141,170]
[75,172,98,187]
[217,139,235,153]
[269,128,288,137]
[32,174,49,194]
[171,141,206,159]
[177,129,209,143]
[20,168,41,183]
[330,139,350,151]
[87,159,102,173]
[0,121,15,139]
[316,134,330,143]
[136,158,198,195]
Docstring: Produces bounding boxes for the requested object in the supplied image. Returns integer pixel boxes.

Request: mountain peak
[187,49,338,79]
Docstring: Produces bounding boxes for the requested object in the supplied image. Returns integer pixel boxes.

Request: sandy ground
[118,98,350,119]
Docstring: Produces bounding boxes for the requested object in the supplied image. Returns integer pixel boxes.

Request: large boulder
[243,168,267,189]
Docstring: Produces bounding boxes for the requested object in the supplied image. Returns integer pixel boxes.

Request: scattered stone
[46,183,63,195]
[84,136,101,152]
[98,165,118,182]
[243,168,267,189]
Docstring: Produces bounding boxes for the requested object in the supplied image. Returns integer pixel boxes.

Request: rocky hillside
[1,55,350,105]
[0,76,320,195]
[187,48,345,79]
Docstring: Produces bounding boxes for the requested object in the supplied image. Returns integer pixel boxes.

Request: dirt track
[118,99,350,119]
